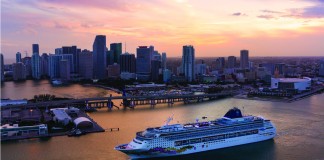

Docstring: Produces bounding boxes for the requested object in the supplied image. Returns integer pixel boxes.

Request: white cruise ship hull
[118,129,276,159]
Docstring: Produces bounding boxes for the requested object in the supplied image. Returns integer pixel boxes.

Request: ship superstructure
[115,107,276,159]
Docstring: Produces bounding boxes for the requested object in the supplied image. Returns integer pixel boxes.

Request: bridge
[1,92,234,110]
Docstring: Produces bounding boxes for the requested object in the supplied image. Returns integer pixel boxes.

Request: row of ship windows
[167,125,262,140]
[174,129,259,146]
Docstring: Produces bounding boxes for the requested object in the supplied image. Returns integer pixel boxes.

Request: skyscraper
[32,44,39,54]
[79,50,93,79]
[182,45,195,82]
[136,46,151,81]
[22,57,32,77]
[16,52,22,63]
[215,57,225,70]
[93,35,107,79]
[60,59,70,81]
[120,53,136,73]
[0,54,4,82]
[151,60,161,81]
[110,43,122,64]
[227,56,236,68]
[13,62,26,81]
[61,46,79,73]
[240,50,249,69]
[40,53,49,76]
[31,44,41,79]
[161,52,167,70]
[319,60,324,77]
[48,54,61,79]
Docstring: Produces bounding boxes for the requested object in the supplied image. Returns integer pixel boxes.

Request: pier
[1,92,234,110]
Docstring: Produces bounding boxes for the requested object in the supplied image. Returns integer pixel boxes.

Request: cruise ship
[115,108,276,159]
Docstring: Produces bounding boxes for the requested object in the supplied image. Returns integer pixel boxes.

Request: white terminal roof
[276,77,311,83]
[51,109,72,121]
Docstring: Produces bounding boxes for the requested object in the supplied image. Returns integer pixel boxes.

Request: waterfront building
[161,52,167,70]
[151,60,161,81]
[120,53,136,73]
[182,45,195,82]
[240,50,249,69]
[0,54,4,82]
[32,44,39,54]
[110,43,122,64]
[16,52,22,63]
[48,54,73,79]
[136,46,152,81]
[22,57,32,77]
[163,69,171,82]
[271,77,311,92]
[319,60,324,77]
[120,72,136,80]
[227,56,236,68]
[31,52,41,79]
[93,35,107,79]
[59,59,70,81]
[107,63,120,79]
[62,46,80,73]
[12,62,26,81]
[78,50,93,79]
[49,54,61,79]
[40,53,49,77]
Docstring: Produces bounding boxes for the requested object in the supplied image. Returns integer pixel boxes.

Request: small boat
[52,79,63,85]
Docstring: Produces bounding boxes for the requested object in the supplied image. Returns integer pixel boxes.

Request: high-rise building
[48,54,61,79]
[120,53,136,73]
[161,52,167,70]
[13,62,26,81]
[240,50,249,69]
[40,53,49,77]
[31,52,41,79]
[22,57,32,77]
[107,63,120,79]
[16,52,22,63]
[319,60,324,77]
[0,54,4,82]
[59,59,70,81]
[196,60,207,75]
[93,35,107,79]
[79,50,93,79]
[215,57,225,70]
[55,48,63,55]
[48,54,73,79]
[151,60,161,81]
[274,63,285,75]
[182,45,195,82]
[110,43,122,64]
[227,56,236,68]
[163,69,171,82]
[136,46,152,81]
[32,44,39,54]
[152,51,161,61]
[106,50,114,66]
[61,46,79,73]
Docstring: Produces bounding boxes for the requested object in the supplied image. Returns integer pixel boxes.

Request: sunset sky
[1,0,324,59]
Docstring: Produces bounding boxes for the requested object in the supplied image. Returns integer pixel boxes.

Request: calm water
[1,81,324,160]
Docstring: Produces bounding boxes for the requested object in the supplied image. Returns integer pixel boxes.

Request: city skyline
[2,0,324,59]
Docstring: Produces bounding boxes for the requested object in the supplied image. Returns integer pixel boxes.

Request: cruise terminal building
[271,77,311,92]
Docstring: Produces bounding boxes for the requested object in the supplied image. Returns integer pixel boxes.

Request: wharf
[1,108,104,142]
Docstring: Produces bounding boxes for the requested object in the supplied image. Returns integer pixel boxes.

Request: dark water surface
[1,80,324,160]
